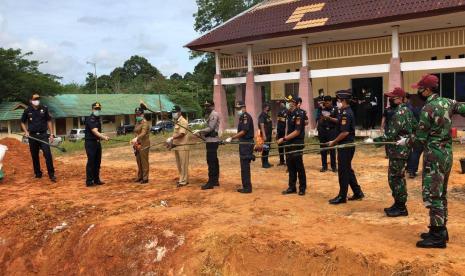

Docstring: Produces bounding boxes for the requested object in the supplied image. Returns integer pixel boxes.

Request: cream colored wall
[270,55,391,99]
[401,47,465,94]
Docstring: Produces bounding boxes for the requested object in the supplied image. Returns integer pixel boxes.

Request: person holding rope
[328,90,364,204]
[131,107,150,184]
[278,95,307,196]
[225,101,255,193]
[317,96,338,173]
[398,74,465,248]
[20,93,57,183]
[372,87,417,217]
[167,105,190,187]
[84,102,109,187]
[276,101,288,166]
[258,103,273,168]
[193,100,221,190]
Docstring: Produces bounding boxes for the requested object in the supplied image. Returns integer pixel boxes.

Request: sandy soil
[1,137,465,275]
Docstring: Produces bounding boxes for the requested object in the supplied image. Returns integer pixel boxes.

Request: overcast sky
[0,0,200,84]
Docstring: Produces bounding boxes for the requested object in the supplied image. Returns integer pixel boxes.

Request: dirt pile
[1,138,465,275]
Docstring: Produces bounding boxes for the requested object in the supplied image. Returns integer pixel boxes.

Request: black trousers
[318,129,336,170]
[261,137,272,165]
[29,133,55,177]
[287,150,306,192]
[337,147,362,197]
[85,140,102,183]
[206,142,220,185]
[240,143,254,190]
[277,130,286,164]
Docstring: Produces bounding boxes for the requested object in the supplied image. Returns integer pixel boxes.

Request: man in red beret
[372,87,417,217]
[397,74,465,248]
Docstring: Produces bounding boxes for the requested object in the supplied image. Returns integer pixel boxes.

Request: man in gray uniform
[194,100,221,190]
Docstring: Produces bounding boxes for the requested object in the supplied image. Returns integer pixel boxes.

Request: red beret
[411,74,439,89]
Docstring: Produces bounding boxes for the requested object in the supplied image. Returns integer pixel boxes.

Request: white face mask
[285,102,291,109]
[336,101,343,109]
[172,112,179,120]
[31,100,40,106]
[237,110,243,116]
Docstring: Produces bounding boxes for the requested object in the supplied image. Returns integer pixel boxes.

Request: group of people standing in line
[19,74,464,248]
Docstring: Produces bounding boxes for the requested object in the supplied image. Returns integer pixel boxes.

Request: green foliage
[0,48,61,103]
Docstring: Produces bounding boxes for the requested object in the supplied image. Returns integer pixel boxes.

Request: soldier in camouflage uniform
[372,88,417,217]
[398,74,465,248]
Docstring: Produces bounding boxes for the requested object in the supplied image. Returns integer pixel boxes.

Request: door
[55,118,67,136]
[351,77,383,128]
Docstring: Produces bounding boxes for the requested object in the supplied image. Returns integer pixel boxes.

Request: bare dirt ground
[2,137,465,275]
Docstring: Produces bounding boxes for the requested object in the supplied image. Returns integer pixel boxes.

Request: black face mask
[417,89,429,101]
[389,98,398,108]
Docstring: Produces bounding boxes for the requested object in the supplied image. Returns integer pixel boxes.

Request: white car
[68,129,86,142]
[188,119,206,128]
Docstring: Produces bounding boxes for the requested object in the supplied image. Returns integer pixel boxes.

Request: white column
[215,50,221,75]
[391,25,400,59]
[247,45,253,72]
[7,121,11,135]
[301,37,308,67]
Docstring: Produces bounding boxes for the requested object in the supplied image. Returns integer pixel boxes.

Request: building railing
[400,26,465,52]
[219,26,465,71]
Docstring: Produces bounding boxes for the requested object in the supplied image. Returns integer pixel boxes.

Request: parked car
[117,125,135,136]
[188,119,206,128]
[22,135,63,146]
[150,121,174,134]
[68,128,86,142]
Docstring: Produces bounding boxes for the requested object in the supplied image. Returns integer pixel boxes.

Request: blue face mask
[93,110,100,117]
[237,110,243,116]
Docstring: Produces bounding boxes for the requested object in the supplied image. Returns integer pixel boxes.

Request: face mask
[31,100,40,106]
[237,110,243,116]
[136,116,143,122]
[285,102,291,109]
[93,110,100,117]
[417,89,428,101]
[389,98,398,108]
[172,112,179,120]
[336,101,343,109]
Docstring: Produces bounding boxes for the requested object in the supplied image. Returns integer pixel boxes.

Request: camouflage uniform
[375,103,417,204]
[410,94,465,227]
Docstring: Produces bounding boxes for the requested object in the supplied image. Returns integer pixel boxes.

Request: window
[431,56,437,60]
[73,117,79,128]
[284,83,299,96]
[456,72,465,102]
[102,116,115,124]
[445,55,451,59]
[459,54,465,59]
[441,73,454,99]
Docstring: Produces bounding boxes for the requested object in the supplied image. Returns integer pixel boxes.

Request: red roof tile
[186,0,465,50]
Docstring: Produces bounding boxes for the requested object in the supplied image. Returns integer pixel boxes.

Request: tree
[170,73,183,81]
[0,48,61,102]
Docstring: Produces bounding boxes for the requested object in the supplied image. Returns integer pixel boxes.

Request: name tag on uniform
[341,119,347,125]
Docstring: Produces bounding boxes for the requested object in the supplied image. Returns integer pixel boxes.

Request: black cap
[336,89,352,100]
[135,107,144,114]
[235,101,246,108]
[171,105,181,112]
[295,97,303,104]
[204,100,214,106]
[263,102,270,109]
[323,96,332,101]
[92,102,102,110]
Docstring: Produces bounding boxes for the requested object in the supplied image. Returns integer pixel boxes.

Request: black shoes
[134,178,142,183]
[329,196,347,205]
[384,202,396,213]
[416,226,448,248]
[50,176,57,183]
[409,172,417,179]
[140,180,149,184]
[320,168,328,173]
[282,188,297,195]
[277,162,286,167]
[298,190,305,196]
[262,163,274,169]
[94,180,105,185]
[237,188,252,193]
[348,193,365,201]
[201,183,215,190]
[385,204,408,217]
[420,226,449,243]
[86,181,95,187]
[331,168,337,173]
[35,174,42,179]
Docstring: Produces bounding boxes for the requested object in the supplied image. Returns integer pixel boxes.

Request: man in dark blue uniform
[328,90,364,204]
[224,101,255,193]
[85,102,109,187]
[317,96,338,173]
[20,94,56,182]
[258,103,273,168]
[276,101,287,166]
[278,95,307,196]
